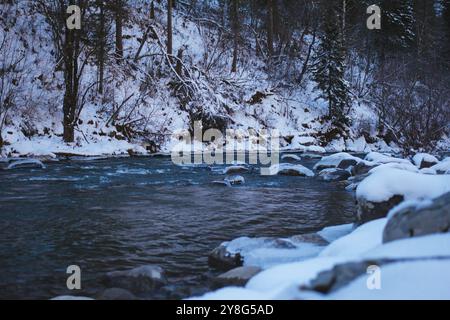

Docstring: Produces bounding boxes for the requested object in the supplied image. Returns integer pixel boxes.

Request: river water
[0,155,356,299]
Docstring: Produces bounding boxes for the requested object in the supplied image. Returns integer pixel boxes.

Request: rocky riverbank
[194,152,450,300]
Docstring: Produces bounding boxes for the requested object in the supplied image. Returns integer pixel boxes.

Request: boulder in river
[213,266,262,289]
[225,175,245,186]
[208,245,244,271]
[351,161,378,176]
[223,165,249,175]
[357,195,404,224]
[383,192,450,243]
[103,265,166,294]
[318,168,351,182]
[313,153,361,171]
[6,159,46,170]
[268,163,314,177]
[281,154,302,162]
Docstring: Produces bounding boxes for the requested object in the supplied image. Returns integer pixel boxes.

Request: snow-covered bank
[194,151,450,300]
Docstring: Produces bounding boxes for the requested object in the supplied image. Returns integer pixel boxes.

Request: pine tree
[313,3,351,130]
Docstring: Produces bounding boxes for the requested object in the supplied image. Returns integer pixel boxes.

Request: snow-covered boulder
[6,159,46,170]
[364,152,411,165]
[103,265,166,294]
[351,161,378,176]
[208,234,328,270]
[223,165,249,175]
[268,163,314,177]
[51,295,94,300]
[412,153,439,169]
[313,153,362,171]
[225,175,245,185]
[318,168,351,182]
[281,154,301,162]
[431,157,450,174]
[356,168,450,223]
[383,192,450,243]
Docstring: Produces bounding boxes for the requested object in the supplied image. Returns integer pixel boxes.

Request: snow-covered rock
[213,266,262,288]
[383,192,450,243]
[281,154,301,162]
[51,296,94,301]
[268,163,314,177]
[209,235,328,270]
[6,159,46,170]
[356,168,450,223]
[431,157,450,174]
[412,153,439,169]
[318,168,352,182]
[364,152,411,165]
[313,152,362,171]
[223,166,249,175]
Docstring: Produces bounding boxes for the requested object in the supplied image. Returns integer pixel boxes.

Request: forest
[0,0,449,157]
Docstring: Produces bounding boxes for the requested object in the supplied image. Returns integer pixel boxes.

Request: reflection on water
[0,156,355,299]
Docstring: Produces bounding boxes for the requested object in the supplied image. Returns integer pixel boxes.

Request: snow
[368,162,419,173]
[267,163,315,177]
[317,223,355,243]
[328,260,450,300]
[356,168,450,203]
[412,153,439,167]
[363,233,450,260]
[319,219,387,258]
[313,152,361,170]
[223,236,326,269]
[431,157,450,173]
[281,154,301,161]
[364,152,412,165]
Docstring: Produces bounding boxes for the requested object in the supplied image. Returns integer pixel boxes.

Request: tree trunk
[98,2,105,94]
[267,0,274,57]
[231,0,239,73]
[167,0,173,59]
[115,0,124,61]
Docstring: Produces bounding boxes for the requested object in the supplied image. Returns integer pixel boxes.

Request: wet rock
[208,245,244,271]
[223,166,249,175]
[337,159,359,170]
[383,192,450,243]
[97,288,137,300]
[212,266,262,289]
[6,159,46,170]
[318,168,351,182]
[304,260,387,294]
[351,161,378,176]
[103,265,166,294]
[357,195,404,224]
[224,175,245,186]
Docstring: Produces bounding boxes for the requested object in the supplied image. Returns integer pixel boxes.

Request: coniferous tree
[313,2,351,131]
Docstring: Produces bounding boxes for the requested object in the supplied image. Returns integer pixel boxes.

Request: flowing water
[0,155,356,299]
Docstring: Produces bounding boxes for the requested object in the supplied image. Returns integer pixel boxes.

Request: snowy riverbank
[193,152,450,300]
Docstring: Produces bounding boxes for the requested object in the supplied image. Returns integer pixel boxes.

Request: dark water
[0,155,355,299]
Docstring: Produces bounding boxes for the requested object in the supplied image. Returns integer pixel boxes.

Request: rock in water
[318,168,351,182]
[225,175,245,186]
[357,195,404,224]
[208,245,244,271]
[268,163,314,177]
[383,192,450,243]
[213,266,262,288]
[351,161,378,176]
[103,265,166,294]
[223,166,249,175]
[7,159,46,170]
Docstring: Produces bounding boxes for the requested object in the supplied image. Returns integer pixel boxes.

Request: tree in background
[313,1,351,133]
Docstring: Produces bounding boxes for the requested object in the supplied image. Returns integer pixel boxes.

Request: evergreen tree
[313,2,351,130]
